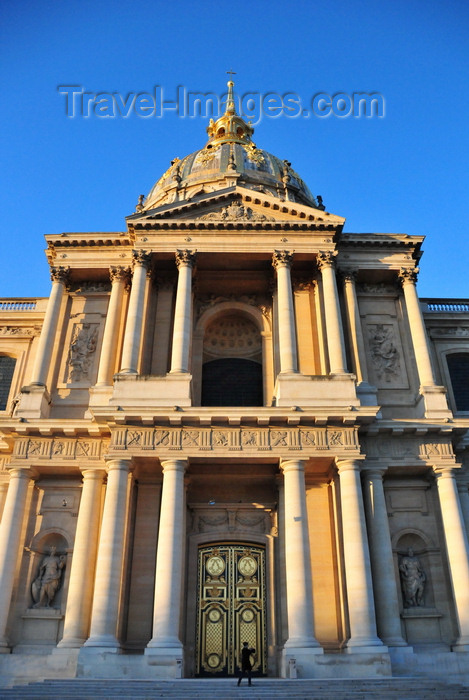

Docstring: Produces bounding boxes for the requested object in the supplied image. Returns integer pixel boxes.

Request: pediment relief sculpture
[197,201,275,222]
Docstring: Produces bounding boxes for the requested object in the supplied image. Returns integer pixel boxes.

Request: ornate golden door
[196,543,266,677]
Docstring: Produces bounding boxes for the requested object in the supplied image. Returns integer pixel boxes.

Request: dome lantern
[205,80,254,148]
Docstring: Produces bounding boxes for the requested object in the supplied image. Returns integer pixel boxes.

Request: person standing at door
[237,641,255,686]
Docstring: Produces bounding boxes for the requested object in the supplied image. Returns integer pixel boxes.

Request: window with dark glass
[447,353,469,412]
[0,356,16,410]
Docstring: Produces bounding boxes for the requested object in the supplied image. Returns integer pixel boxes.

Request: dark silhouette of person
[237,641,255,686]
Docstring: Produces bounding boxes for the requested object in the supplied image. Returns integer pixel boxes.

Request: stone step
[1,678,469,700]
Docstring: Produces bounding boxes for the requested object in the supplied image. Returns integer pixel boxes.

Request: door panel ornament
[196,543,266,677]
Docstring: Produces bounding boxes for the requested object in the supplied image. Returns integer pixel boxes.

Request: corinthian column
[0,468,33,651]
[146,458,187,654]
[30,267,70,386]
[84,459,132,650]
[434,467,469,650]
[398,268,436,387]
[272,251,298,373]
[342,271,368,383]
[280,459,322,655]
[317,252,347,374]
[58,468,105,648]
[362,467,407,646]
[96,267,129,386]
[170,250,196,374]
[336,459,384,652]
[120,251,151,374]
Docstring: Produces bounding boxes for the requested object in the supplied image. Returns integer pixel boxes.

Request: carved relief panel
[358,293,410,389]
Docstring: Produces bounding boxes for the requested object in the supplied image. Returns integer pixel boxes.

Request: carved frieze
[110,426,358,455]
[70,281,111,293]
[13,438,103,462]
[356,283,398,296]
[0,326,38,337]
[362,436,455,463]
[429,327,469,338]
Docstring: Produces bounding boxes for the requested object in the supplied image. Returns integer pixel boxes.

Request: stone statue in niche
[399,548,426,607]
[31,546,66,608]
[67,323,98,382]
[368,324,400,381]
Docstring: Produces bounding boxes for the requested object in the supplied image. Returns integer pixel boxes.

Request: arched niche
[27,530,69,610]
[193,302,273,407]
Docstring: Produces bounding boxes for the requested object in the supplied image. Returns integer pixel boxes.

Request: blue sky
[1,0,468,299]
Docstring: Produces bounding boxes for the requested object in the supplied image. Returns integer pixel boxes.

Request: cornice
[46,233,131,249]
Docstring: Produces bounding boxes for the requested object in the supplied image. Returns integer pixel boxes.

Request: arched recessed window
[0,356,16,411]
[201,313,263,407]
[447,353,469,411]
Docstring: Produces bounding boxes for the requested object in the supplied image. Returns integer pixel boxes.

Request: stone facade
[0,83,468,685]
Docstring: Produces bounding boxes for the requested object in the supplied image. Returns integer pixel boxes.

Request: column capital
[7,466,37,481]
[109,265,131,284]
[339,268,358,284]
[79,466,106,480]
[432,464,458,479]
[316,250,337,271]
[160,458,188,474]
[279,457,307,473]
[335,458,363,474]
[175,249,196,268]
[50,265,70,285]
[398,266,419,286]
[272,250,293,270]
[361,464,388,479]
[105,458,133,473]
[132,249,151,269]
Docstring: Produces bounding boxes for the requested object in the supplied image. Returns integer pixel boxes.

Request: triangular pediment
[126,186,345,231]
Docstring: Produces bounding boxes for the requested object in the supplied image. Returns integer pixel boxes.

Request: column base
[274,373,360,408]
[82,634,121,653]
[418,385,452,420]
[381,636,410,648]
[452,640,469,652]
[56,637,86,649]
[110,373,192,408]
[145,637,183,652]
[344,638,388,654]
[15,385,51,419]
[88,384,114,409]
[281,645,323,678]
[144,645,183,677]
[356,381,378,406]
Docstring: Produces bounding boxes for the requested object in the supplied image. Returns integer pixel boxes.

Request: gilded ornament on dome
[243,143,264,164]
[195,146,220,166]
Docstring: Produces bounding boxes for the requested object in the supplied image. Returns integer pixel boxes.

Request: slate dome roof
[141,81,319,213]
